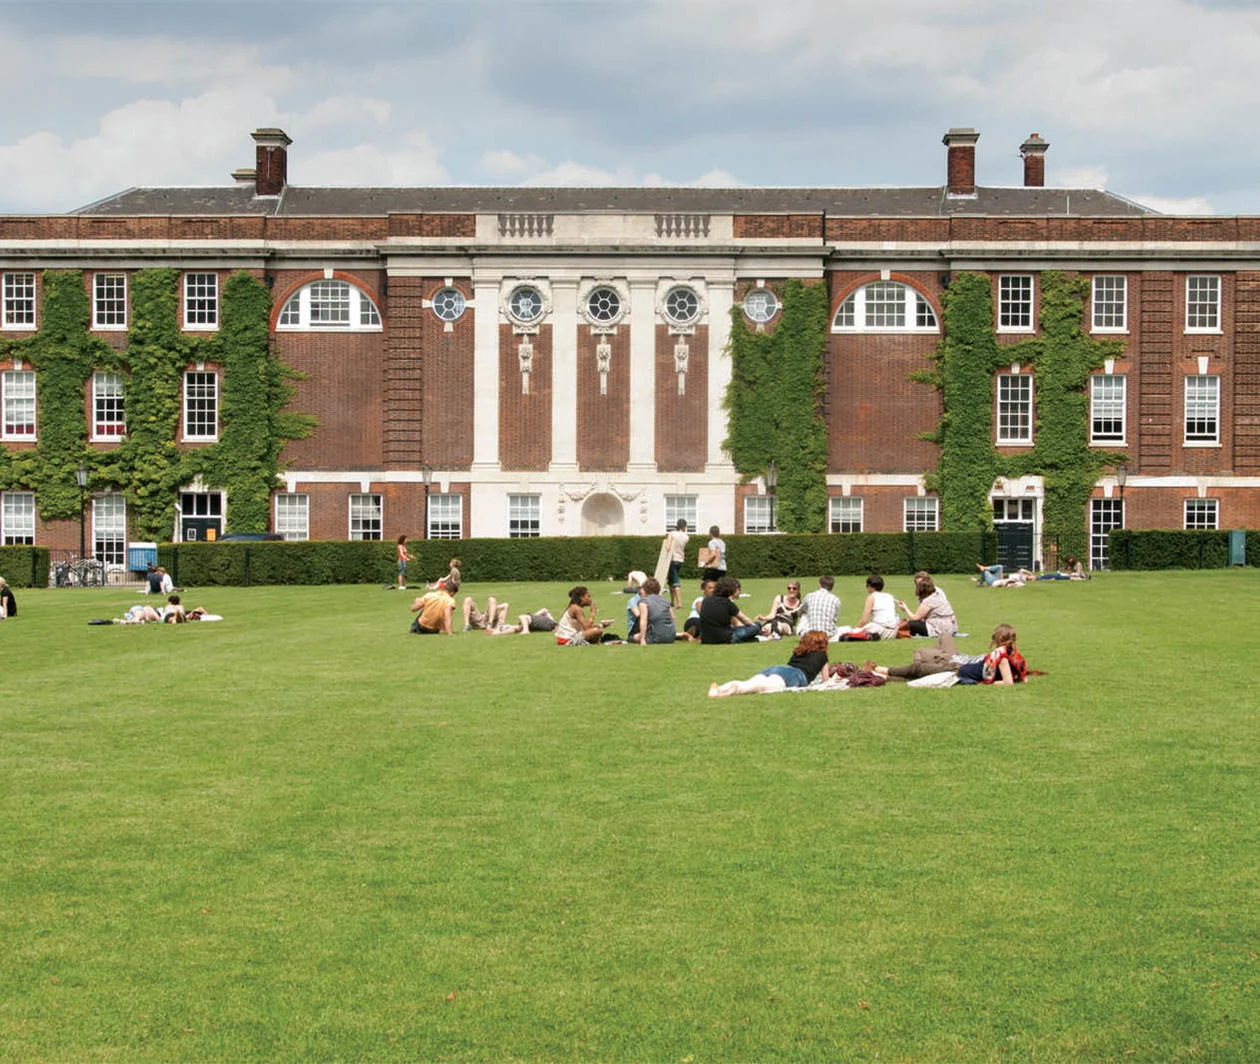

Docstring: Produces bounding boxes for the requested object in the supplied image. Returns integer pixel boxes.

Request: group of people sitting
[709,623,1030,697]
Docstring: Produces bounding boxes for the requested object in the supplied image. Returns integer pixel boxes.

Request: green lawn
[3,571,1257,1062]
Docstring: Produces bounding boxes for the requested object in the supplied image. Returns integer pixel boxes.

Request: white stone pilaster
[706,280,735,471]
[628,280,657,473]
[472,279,500,471]
[550,280,579,473]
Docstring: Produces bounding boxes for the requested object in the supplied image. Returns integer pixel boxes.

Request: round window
[432,287,466,322]
[508,285,544,324]
[585,286,622,324]
[743,288,779,323]
[664,286,700,326]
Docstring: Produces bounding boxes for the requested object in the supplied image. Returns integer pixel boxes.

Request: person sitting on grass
[896,571,957,638]
[873,624,1029,685]
[554,586,612,646]
[853,574,900,641]
[708,631,831,697]
[680,579,715,642]
[756,579,804,638]
[428,557,461,593]
[0,576,15,618]
[800,575,842,640]
[463,595,508,632]
[410,586,455,635]
[160,594,187,623]
[634,578,678,645]
[699,576,761,645]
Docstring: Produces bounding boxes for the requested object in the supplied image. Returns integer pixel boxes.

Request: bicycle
[53,557,106,588]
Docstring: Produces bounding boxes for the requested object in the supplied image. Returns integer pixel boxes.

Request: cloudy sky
[0,0,1257,215]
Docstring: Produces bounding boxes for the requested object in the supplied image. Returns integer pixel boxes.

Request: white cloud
[304,96,393,130]
[1128,194,1216,215]
[301,134,448,186]
[479,149,547,178]
[1052,166,1109,190]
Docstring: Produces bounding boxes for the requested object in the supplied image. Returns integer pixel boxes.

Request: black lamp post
[75,465,89,560]
[421,465,433,540]
[765,461,778,532]
[1116,463,1128,500]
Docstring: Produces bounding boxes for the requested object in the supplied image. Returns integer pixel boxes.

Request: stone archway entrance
[581,493,624,535]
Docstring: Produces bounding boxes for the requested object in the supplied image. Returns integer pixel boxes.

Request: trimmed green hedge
[1106,529,1256,570]
[153,532,1006,588]
[0,546,51,588]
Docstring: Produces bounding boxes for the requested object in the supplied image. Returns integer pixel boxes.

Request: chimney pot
[1020,133,1049,188]
[942,127,979,196]
[231,167,257,186]
[251,128,292,197]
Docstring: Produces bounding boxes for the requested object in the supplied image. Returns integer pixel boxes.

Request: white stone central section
[472,278,500,470]
[628,280,657,472]
[706,280,735,471]
[550,279,579,473]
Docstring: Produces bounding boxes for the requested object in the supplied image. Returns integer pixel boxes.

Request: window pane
[1183,499,1218,530]
[829,496,862,533]
[94,273,127,327]
[904,497,938,532]
[428,493,462,540]
[508,494,540,538]
[863,282,906,328]
[1,491,35,544]
[997,374,1033,443]
[309,280,351,325]
[1184,375,1219,442]
[184,372,218,439]
[744,496,775,534]
[1186,275,1220,330]
[3,272,36,327]
[3,370,36,437]
[184,273,218,327]
[999,275,1033,329]
[664,494,697,532]
[349,493,382,540]
[275,493,309,540]
[1091,498,1123,570]
[93,494,126,565]
[93,371,126,438]
[1090,374,1126,442]
[1092,276,1127,330]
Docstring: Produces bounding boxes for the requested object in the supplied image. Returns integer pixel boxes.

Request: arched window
[278,279,382,331]
[832,282,938,332]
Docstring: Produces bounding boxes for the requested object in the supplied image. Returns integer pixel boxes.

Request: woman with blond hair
[707,630,831,697]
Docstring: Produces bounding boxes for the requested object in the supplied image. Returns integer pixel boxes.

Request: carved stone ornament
[517,339,533,395]
[611,483,643,503]
[673,340,689,395]
[595,340,612,396]
[562,482,595,502]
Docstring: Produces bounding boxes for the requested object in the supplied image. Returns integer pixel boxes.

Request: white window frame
[1184,374,1220,445]
[508,494,541,538]
[996,373,1034,445]
[1091,498,1123,571]
[832,282,938,333]
[1185,275,1221,333]
[428,493,463,540]
[93,273,128,330]
[829,496,863,534]
[92,371,126,440]
[275,493,309,541]
[2,272,36,330]
[1,490,35,544]
[2,370,36,440]
[183,272,219,330]
[1090,374,1126,444]
[277,280,382,331]
[349,493,382,541]
[743,288,778,324]
[92,493,127,566]
[664,494,697,533]
[1091,275,1127,332]
[903,497,939,532]
[1183,498,1218,530]
[183,371,219,441]
[744,495,776,535]
[998,275,1034,332]
[431,286,467,323]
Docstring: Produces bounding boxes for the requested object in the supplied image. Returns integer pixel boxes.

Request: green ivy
[1,268,311,542]
[723,279,830,532]
[926,271,1126,555]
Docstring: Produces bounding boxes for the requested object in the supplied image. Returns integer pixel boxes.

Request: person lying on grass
[463,595,509,632]
[708,631,831,698]
[410,587,455,635]
[484,607,558,635]
[873,624,1028,685]
[115,595,216,624]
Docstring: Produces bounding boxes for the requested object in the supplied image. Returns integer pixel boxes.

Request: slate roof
[72,185,1154,218]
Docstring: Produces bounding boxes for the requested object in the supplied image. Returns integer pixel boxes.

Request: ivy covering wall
[723,279,830,532]
[926,270,1126,558]
[0,269,311,542]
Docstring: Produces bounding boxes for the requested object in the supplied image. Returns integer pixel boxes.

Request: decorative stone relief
[595,340,612,396]
[517,339,533,395]
[673,340,689,395]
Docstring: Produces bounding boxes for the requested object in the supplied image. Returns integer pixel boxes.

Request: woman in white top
[896,571,958,637]
[856,574,900,640]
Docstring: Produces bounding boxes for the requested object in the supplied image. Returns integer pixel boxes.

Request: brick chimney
[1020,133,1049,187]
[942,128,979,196]
[251,128,292,196]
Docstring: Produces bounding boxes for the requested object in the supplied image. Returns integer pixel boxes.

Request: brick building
[2,126,1257,569]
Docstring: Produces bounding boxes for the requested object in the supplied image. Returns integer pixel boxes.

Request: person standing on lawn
[665,518,690,608]
[395,535,413,589]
